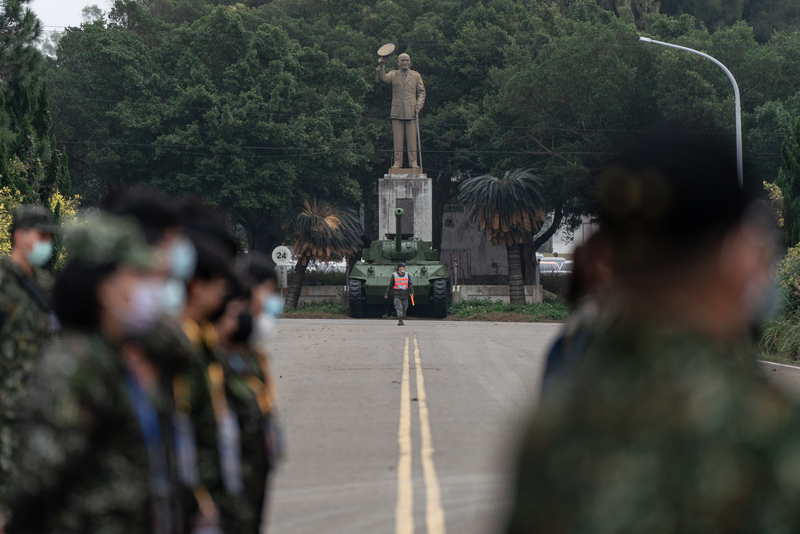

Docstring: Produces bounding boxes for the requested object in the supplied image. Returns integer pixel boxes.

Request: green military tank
[349,208,450,318]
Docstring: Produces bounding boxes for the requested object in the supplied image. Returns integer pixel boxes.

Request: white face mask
[160,279,187,317]
[251,314,276,347]
[119,280,162,336]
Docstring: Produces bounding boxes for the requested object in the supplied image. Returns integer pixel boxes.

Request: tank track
[432,279,448,319]
[348,279,364,318]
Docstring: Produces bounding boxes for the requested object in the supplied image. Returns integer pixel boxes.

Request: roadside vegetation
[760,245,800,363]
[446,298,571,323]
[282,301,349,319]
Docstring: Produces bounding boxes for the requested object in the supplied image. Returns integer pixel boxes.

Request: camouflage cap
[65,213,156,270]
[12,205,59,233]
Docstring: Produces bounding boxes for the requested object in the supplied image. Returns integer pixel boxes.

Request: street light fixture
[639,36,743,187]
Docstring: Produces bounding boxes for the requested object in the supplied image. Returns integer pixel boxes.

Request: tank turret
[348,208,450,318]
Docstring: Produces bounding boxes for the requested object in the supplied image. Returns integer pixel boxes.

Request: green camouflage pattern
[221,348,270,532]
[507,318,800,534]
[181,321,258,534]
[0,256,53,504]
[5,330,152,533]
[65,213,155,269]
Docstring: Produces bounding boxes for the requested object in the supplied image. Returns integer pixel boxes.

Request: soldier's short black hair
[236,251,277,285]
[54,261,116,330]
[189,233,231,282]
[597,133,756,273]
[102,188,180,245]
[179,198,238,259]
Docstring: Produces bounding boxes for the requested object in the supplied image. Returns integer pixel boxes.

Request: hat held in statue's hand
[378,43,396,57]
[65,213,157,270]
[13,205,59,233]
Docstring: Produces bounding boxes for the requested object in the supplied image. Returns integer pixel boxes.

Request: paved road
[265,319,562,534]
[264,319,800,534]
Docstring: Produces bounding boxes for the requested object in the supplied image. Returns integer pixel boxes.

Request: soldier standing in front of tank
[385,262,413,326]
[0,206,58,507]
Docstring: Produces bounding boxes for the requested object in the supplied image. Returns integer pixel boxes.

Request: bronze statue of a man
[377,53,426,171]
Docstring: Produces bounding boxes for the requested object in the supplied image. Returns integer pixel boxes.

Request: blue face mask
[170,238,197,281]
[160,279,187,317]
[264,295,284,318]
[27,240,53,267]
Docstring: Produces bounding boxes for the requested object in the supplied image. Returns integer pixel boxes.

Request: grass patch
[759,311,800,363]
[446,297,570,322]
[283,300,348,319]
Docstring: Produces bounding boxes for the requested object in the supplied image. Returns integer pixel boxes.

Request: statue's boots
[398,319,404,326]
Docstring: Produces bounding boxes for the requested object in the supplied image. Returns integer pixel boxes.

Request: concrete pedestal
[378,173,432,241]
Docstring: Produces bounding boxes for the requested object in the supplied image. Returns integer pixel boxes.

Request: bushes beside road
[281,297,571,321]
[760,245,800,363]
[446,298,570,322]
[282,301,349,319]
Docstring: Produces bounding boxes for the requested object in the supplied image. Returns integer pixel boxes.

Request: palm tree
[458,169,545,305]
[283,199,363,309]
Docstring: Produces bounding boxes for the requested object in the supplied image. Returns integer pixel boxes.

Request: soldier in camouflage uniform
[5,214,170,533]
[506,138,800,533]
[0,206,57,505]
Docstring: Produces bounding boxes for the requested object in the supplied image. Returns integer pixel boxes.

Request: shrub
[282,300,348,318]
[778,245,800,312]
[540,272,570,298]
[447,297,571,321]
[761,311,800,362]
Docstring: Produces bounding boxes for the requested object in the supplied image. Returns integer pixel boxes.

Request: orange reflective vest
[393,273,410,290]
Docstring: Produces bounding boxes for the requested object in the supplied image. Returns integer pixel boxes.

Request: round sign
[377,43,396,57]
[272,246,292,265]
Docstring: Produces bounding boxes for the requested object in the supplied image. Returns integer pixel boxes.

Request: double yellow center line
[395,335,447,534]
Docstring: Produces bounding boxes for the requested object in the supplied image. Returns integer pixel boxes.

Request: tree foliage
[459,168,544,304]
[283,199,362,308]
[778,117,800,245]
[41,0,800,261]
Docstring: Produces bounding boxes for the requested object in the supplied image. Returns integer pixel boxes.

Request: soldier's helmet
[65,213,156,270]
[12,205,58,234]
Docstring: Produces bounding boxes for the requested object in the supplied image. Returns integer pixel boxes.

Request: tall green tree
[778,117,800,246]
[48,2,371,250]
[0,0,69,201]
[458,169,544,305]
[283,199,363,309]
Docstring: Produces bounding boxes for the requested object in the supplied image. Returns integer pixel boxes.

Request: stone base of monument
[388,166,424,175]
[379,171,432,242]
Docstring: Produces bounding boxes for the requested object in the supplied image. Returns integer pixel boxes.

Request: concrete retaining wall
[451,285,543,305]
[289,284,545,306]
[281,286,348,305]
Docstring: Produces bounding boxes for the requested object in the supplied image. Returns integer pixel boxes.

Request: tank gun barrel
[394,208,404,253]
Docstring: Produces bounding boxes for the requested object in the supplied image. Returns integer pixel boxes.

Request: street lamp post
[639,36,743,187]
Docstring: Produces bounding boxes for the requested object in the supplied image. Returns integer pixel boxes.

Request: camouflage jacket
[221,346,273,525]
[181,320,259,534]
[0,256,53,422]
[507,319,800,534]
[6,330,152,534]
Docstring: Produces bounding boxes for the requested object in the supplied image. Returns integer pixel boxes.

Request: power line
[56,139,781,157]
[48,94,792,137]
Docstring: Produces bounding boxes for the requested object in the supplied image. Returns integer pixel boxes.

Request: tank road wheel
[349,279,364,318]
[432,279,448,319]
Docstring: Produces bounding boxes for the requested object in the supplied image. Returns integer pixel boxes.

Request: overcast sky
[31,0,110,33]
